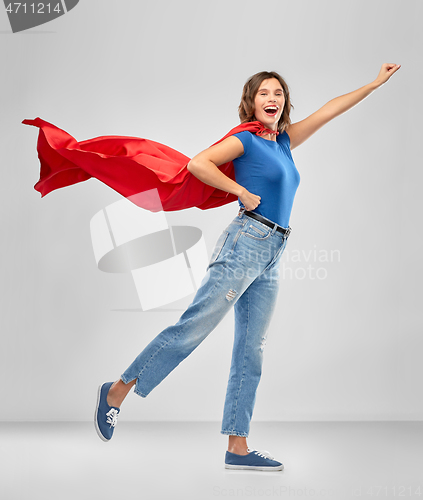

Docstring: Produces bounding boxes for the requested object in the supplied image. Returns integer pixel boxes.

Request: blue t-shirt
[233,130,300,228]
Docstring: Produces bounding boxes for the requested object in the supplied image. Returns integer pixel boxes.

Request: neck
[261,133,277,142]
[256,122,279,141]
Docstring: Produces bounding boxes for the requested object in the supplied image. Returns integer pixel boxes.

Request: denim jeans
[120,209,290,437]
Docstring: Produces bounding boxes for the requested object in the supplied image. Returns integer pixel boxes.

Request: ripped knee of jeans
[259,336,267,352]
[225,289,237,301]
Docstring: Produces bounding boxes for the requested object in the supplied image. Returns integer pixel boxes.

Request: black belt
[240,209,292,238]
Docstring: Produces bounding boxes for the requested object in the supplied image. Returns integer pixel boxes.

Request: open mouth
[264,106,278,116]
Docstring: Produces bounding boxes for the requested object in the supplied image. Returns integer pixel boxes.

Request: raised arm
[286,63,401,150]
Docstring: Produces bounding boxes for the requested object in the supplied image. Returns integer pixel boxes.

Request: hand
[239,188,261,211]
[374,63,401,87]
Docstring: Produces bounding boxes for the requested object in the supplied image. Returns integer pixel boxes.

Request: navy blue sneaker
[94,382,120,442]
[225,448,284,471]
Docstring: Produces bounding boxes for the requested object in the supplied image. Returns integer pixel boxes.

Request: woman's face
[253,78,285,129]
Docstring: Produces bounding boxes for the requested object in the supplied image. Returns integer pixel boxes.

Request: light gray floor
[1,422,422,500]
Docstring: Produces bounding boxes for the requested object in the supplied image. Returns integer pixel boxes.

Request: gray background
[0,0,421,423]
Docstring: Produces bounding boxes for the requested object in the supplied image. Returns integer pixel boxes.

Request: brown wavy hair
[238,71,293,133]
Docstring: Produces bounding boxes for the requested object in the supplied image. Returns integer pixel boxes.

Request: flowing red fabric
[22,117,278,212]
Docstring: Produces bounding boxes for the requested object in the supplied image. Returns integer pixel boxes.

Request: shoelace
[106,408,119,428]
[247,448,275,460]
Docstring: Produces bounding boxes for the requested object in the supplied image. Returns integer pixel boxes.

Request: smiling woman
[239,71,293,135]
[24,62,401,472]
[97,63,401,470]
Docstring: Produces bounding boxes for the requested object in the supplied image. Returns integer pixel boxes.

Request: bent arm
[187,136,245,197]
[287,63,401,150]
[188,135,263,211]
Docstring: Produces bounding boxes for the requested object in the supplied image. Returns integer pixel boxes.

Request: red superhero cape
[22,117,277,212]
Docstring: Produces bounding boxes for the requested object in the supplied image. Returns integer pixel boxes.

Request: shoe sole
[225,463,284,471]
[94,384,110,442]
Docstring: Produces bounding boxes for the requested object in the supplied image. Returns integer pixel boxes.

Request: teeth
[265,106,278,111]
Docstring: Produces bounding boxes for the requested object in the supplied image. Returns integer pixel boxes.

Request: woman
[93,63,401,470]
[26,64,401,471]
